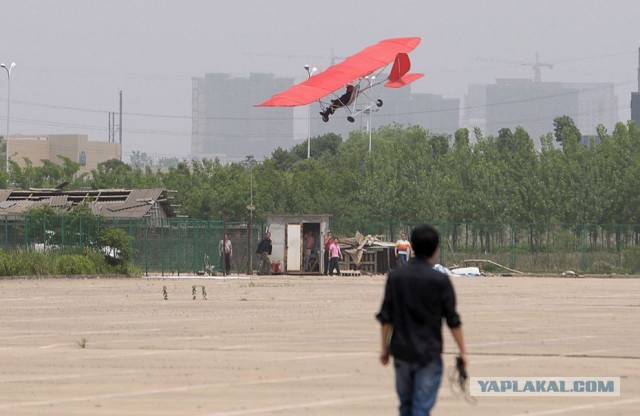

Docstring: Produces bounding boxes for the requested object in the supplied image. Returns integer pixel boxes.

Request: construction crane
[478,53,553,82]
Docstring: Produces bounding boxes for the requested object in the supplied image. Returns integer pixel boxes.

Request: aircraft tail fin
[385,52,424,88]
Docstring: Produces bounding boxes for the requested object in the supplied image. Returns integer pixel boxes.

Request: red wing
[256,37,421,107]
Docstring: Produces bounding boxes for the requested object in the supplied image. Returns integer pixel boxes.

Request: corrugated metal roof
[126,188,164,203]
[0,190,12,202]
[50,195,68,207]
[0,188,175,218]
[0,200,48,214]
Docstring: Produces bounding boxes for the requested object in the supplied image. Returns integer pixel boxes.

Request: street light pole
[1,62,15,173]
[245,155,256,275]
[304,65,317,159]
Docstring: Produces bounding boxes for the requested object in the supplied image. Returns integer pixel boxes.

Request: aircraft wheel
[322,115,329,123]
[376,99,383,107]
[347,116,355,123]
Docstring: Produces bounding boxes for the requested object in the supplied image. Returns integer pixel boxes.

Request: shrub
[54,254,95,275]
[590,260,613,274]
[622,247,640,274]
[98,228,135,263]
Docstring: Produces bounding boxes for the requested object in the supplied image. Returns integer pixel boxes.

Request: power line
[1,79,635,139]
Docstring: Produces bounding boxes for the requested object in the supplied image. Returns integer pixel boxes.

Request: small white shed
[266,214,331,274]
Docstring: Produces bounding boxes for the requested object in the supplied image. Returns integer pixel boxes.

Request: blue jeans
[394,356,443,416]
[398,253,408,267]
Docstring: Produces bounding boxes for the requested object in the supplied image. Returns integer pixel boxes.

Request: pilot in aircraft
[320,84,355,118]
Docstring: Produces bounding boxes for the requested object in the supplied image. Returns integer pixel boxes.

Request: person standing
[256,231,272,275]
[323,231,333,275]
[395,232,411,268]
[218,233,233,276]
[376,225,467,416]
[327,237,342,276]
[303,230,315,272]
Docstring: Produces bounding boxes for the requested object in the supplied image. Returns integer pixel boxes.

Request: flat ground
[0,274,638,416]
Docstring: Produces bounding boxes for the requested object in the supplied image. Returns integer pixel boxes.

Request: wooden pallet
[340,269,362,276]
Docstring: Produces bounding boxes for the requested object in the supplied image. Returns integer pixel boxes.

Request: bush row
[0,247,140,277]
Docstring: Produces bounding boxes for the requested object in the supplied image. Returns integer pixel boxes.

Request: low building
[9,134,121,174]
[266,214,330,274]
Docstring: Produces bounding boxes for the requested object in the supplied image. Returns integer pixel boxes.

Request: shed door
[286,223,301,272]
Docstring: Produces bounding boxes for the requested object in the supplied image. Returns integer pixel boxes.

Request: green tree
[553,115,581,147]
[89,159,134,189]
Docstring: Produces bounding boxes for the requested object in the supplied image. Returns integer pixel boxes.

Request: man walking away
[256,231,272,275]
[323,231,333,275]
[218,234,233,276]
[376,224,467,416]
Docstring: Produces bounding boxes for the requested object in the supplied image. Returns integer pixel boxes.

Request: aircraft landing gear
[347,116,355,123]
[322,115,329,122]
[376,99,383,107]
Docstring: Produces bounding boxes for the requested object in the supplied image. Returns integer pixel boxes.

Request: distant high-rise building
[191,73,294,162]
[309,84,459,140]
[632,47,640,126]
[632,93,640,125]
[464,79,617,145]
[461,85,487,139]
[192,73,458,161]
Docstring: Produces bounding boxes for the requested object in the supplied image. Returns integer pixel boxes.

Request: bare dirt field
[0,274,638,416]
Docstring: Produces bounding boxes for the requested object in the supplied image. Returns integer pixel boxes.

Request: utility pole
[119,90,123,162]
[1,62,15,173]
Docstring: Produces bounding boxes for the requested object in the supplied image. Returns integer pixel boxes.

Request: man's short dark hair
[410,225,440,259]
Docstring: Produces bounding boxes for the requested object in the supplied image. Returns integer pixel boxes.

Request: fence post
[580,224,589,271]
[176,221,182,276]
[61,216,65,251]
[144,220,148,276]
[161,219,165,276]
[546,224,551,273]
[509,223,516,270]
[168,220,172,276]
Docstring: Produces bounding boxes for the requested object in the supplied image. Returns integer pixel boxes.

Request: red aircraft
[256,37,424,122]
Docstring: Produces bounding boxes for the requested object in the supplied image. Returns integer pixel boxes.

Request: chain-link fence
[1,216,639,274]
[0,216,267,276]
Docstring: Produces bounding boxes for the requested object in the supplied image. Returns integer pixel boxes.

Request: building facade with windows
[191,73,295,162]
[464,79,618,146]
[9,134,120,173]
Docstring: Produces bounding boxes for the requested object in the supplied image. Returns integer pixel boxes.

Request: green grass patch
[0,246,140,277]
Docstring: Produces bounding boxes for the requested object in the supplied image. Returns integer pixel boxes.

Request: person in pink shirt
[328,237,343,276]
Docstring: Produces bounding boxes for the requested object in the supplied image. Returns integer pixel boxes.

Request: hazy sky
[1,0,638,162]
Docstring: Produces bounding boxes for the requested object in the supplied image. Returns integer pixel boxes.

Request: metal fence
[1,216,639,274]
[0,216,267,276]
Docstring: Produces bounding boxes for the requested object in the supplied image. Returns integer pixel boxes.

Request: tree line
[1,116,639,227]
